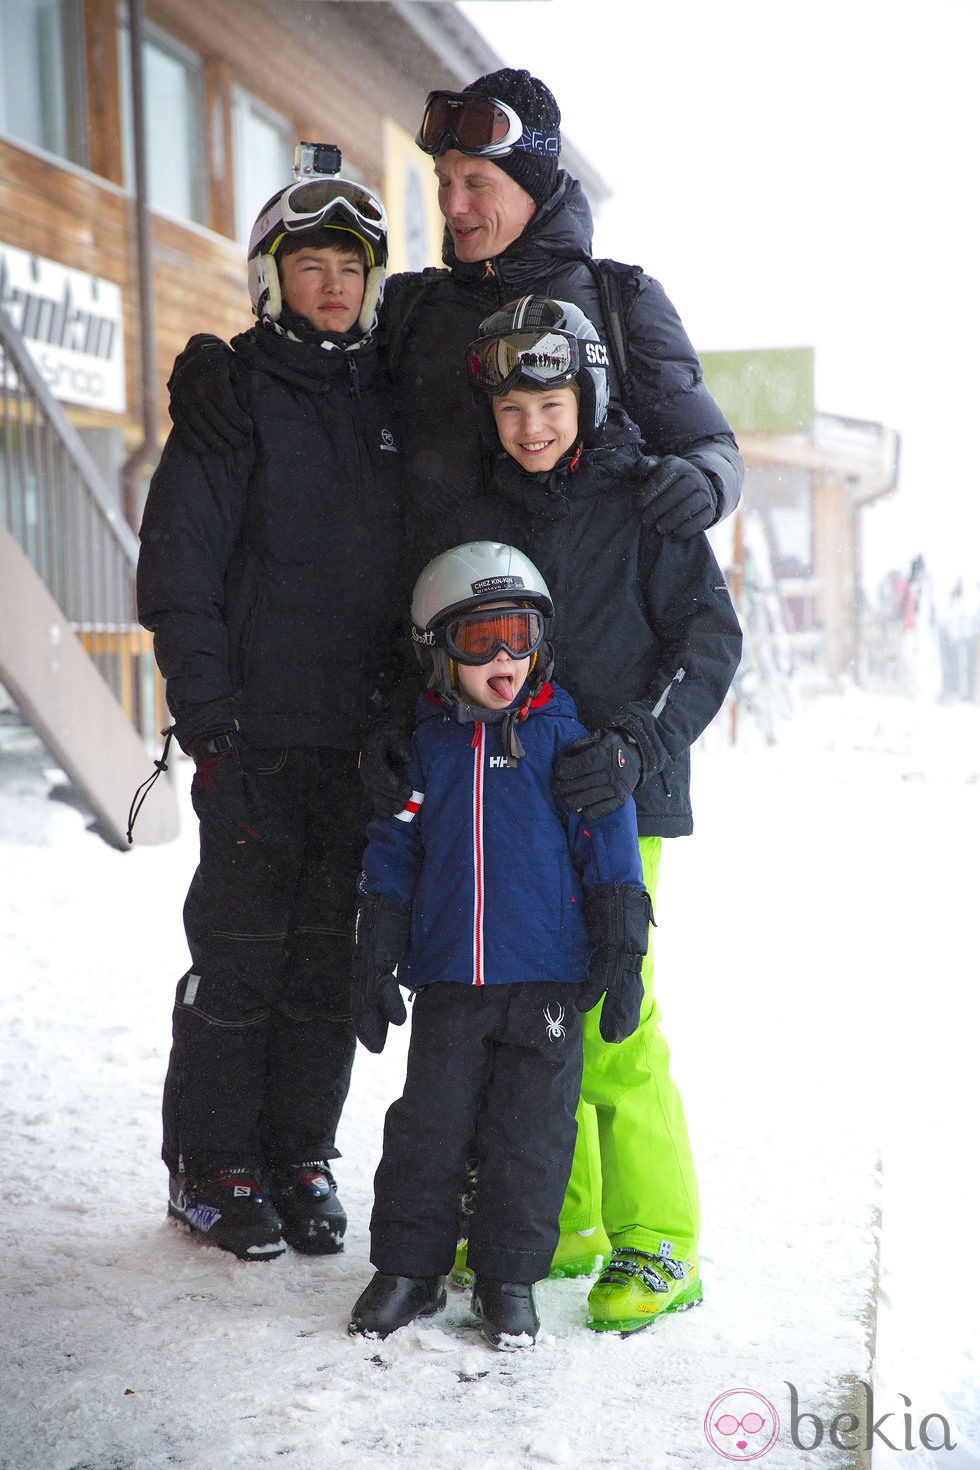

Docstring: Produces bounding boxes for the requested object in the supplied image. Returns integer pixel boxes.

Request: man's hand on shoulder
[636,455,719,539]
[168,335,251,456]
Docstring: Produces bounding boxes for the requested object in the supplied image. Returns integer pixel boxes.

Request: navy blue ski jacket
[358,681,644,990]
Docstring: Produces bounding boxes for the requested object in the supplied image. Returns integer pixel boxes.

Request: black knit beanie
[463,68,561,207]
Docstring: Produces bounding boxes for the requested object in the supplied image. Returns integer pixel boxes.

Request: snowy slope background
[1,655,978,1469]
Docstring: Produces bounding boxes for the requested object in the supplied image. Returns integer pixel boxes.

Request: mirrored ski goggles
[467,329,579,395]
[443,607,544,664]
[277,179,387,262]
[416,91,524,157]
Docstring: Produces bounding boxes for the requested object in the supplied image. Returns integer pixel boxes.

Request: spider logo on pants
[543,1003,566,1041]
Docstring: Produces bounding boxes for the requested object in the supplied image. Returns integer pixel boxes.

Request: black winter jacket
[466,434,743,837]
[138,325,405,752]
[382,172,743,576]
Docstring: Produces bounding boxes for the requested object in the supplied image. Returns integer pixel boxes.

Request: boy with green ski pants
[463,294,742,1332]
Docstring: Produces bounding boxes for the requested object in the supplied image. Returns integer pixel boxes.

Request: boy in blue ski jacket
[347,541,650,1350]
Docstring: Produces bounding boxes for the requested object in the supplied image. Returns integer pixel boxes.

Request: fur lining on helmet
[358,265,385,335]
[248,253,281,325]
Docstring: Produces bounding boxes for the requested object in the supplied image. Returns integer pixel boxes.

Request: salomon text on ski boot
[168,1167,286,1260]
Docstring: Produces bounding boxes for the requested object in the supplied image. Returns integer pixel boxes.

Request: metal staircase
[0,303,177,846]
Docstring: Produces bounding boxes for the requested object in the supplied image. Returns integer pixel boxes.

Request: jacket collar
[232,322,377,391]
[490,433,646,516]
[442,172,594,289]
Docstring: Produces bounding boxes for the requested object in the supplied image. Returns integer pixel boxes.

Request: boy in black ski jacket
[137,167,405,1262]
[460,295,743,1333]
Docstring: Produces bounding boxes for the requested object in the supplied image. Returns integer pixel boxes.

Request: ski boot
[270,1162,346,1255]
[449,1238,474,1288]
[549,1225,610,1279]
[168,1167,285,1260]
[348,1272,447,1338]
[587,1247,702,1333]
[471,1277,538,1350]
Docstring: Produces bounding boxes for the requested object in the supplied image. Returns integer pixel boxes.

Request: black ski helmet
[467,295,610,440]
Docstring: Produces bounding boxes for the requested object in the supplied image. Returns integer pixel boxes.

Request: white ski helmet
[411,541,554,701]
[467,295,610,439]
[247,175,388,335]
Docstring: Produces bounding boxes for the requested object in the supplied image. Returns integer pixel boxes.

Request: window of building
[0,0,88,167]
[143,29,206,225]
[232,91,293,248]
[117,18,207,227]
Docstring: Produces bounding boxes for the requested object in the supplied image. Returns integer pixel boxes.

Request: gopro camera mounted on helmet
[293,141,342,181]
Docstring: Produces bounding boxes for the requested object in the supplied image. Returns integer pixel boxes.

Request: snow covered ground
[1,677,977,1470]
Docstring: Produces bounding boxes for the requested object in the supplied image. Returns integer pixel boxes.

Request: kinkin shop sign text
[0,245,125,413]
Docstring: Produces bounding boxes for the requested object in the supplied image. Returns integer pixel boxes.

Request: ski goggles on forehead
[444,607,544,664]
[278,179,387,257]
[416,91,524,157]
[468,329,579,395]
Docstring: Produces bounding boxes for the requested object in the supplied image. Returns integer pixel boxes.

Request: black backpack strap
[584,257,641,417]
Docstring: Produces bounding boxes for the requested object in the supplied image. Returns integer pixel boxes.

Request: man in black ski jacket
[388,70,742,578]
[169,69,742,579]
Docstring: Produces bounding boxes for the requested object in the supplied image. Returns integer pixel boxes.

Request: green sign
[701,346,814,434]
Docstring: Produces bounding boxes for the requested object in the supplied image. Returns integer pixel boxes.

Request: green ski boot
[587,1248,702,1334]
[549,1226,610,1279]
[449,1238,474,1288]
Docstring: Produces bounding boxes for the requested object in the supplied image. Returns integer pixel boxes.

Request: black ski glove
[189,732,259,845]
[554,727,643,820]
[168,334,252,456]
[577,884,653,1043]
[359,718,414,820]
[351,894,410,1053]
[639,455,719,539]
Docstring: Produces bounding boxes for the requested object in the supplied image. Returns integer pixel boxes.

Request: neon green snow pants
[558,835,701,1261]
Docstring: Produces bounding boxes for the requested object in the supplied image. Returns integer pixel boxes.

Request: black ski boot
[348,1272,447,1338]
[168,1168,285,1260]
[270,1162,346,1255]
[471,1277,539,1349]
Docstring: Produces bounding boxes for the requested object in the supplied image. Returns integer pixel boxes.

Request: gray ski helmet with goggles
[467,296,610,441]
[247,175,388,334]
[411,541,554,701]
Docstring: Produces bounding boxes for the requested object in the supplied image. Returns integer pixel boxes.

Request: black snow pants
[162,746,370,1179]
[370,981,584,1284]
